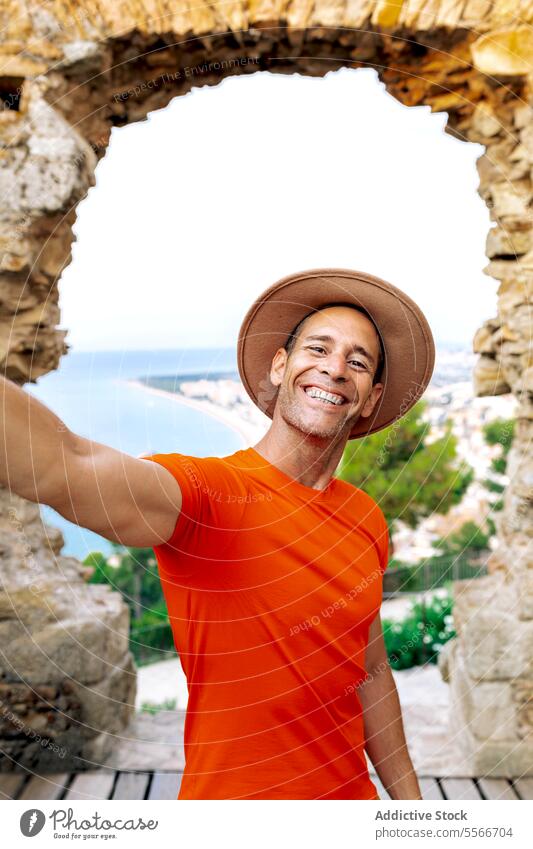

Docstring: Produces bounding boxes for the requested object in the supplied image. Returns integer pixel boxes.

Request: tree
[338,399,473,535]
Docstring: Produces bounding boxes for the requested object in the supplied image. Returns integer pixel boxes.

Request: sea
[25,348,243,560]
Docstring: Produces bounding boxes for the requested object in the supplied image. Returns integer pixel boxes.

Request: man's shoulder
[191,449,249,476]
[140,449,244,469]
[138,449,250,491]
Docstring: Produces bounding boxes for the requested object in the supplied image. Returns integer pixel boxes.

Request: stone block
[477,140,530,186]
[514,103,533,130]
[521,365,533,392]
[486,226,532,258]
[519,122,533,157]
[512,678,533,739]
[490,182,531,219]
[68,650,137,739]
[473,323,497,354]
[1,607,130,685]
[472,26,533,77]
[498,277,533,315]
[437,636,456,683]
[471,738,533,777]
[473,355,511,395]
[81,729,117,767]
[463,611,533,680]
[498,500,533,548]
[453,574,505,633]
[449,645,518,742]
[471,102,502,138]
[516,572,533,619]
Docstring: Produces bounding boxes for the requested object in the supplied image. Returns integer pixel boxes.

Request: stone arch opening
[0,3,531,777]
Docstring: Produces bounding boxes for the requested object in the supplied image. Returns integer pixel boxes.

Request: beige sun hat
[237,267,435,439]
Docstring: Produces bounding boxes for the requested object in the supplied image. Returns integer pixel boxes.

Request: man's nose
[320,352,348,380]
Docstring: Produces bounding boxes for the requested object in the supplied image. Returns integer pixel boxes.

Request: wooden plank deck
[0,771,528,800]
[0,770,183,801]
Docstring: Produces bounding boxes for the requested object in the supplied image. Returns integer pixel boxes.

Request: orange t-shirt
[141,446,389,800]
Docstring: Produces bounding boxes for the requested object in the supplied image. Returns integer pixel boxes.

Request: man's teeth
[304,387,345,405]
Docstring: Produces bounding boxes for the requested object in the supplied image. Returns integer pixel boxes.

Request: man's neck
[252,423,348,491]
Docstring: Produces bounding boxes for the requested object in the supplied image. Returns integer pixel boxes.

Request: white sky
[59,68,495,351]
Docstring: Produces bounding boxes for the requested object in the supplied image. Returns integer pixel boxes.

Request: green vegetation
[338,400,473,536]
[383,591,455,670]
[140,698,177,715]
[84,544,174,666]
[481,417,515,533]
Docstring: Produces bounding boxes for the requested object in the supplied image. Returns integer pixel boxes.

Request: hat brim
[237,268,435,440]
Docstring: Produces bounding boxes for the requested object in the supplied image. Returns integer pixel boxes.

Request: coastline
[123,378,266,446]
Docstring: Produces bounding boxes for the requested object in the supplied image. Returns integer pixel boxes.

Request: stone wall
[440,88,533,778]
[0,1,531,774]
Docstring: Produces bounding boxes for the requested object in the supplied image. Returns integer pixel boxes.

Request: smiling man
[141,268,434,800]
[0,267,434,800]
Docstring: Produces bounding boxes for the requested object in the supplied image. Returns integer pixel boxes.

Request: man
[1,268,434,800]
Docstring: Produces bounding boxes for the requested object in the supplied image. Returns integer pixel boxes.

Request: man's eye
[350,360,368,369]
[308,345,326,353]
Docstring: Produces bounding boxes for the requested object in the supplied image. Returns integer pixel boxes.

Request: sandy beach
[123,378,267,446]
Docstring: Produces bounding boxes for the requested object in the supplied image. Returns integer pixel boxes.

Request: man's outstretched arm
[0,374,182,547]
[358,612,422,800]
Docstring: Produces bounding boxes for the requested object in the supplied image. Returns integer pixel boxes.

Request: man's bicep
[133,458,184,546]
[52,438,183,547]
[136,452,205,549]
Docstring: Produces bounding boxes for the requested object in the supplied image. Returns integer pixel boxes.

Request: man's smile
[299,383,350,408]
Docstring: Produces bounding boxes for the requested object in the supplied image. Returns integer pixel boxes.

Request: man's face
[269,306,384,441]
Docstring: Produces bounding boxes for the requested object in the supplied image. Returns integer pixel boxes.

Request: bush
[383,590,455,670]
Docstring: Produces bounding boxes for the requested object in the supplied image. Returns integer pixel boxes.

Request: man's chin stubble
[280,400,360,441]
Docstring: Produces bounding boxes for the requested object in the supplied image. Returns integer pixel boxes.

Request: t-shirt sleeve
[137,451,242,553]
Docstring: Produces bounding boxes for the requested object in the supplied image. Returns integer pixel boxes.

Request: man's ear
[270,347,288,388]
[360,382,384,419]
